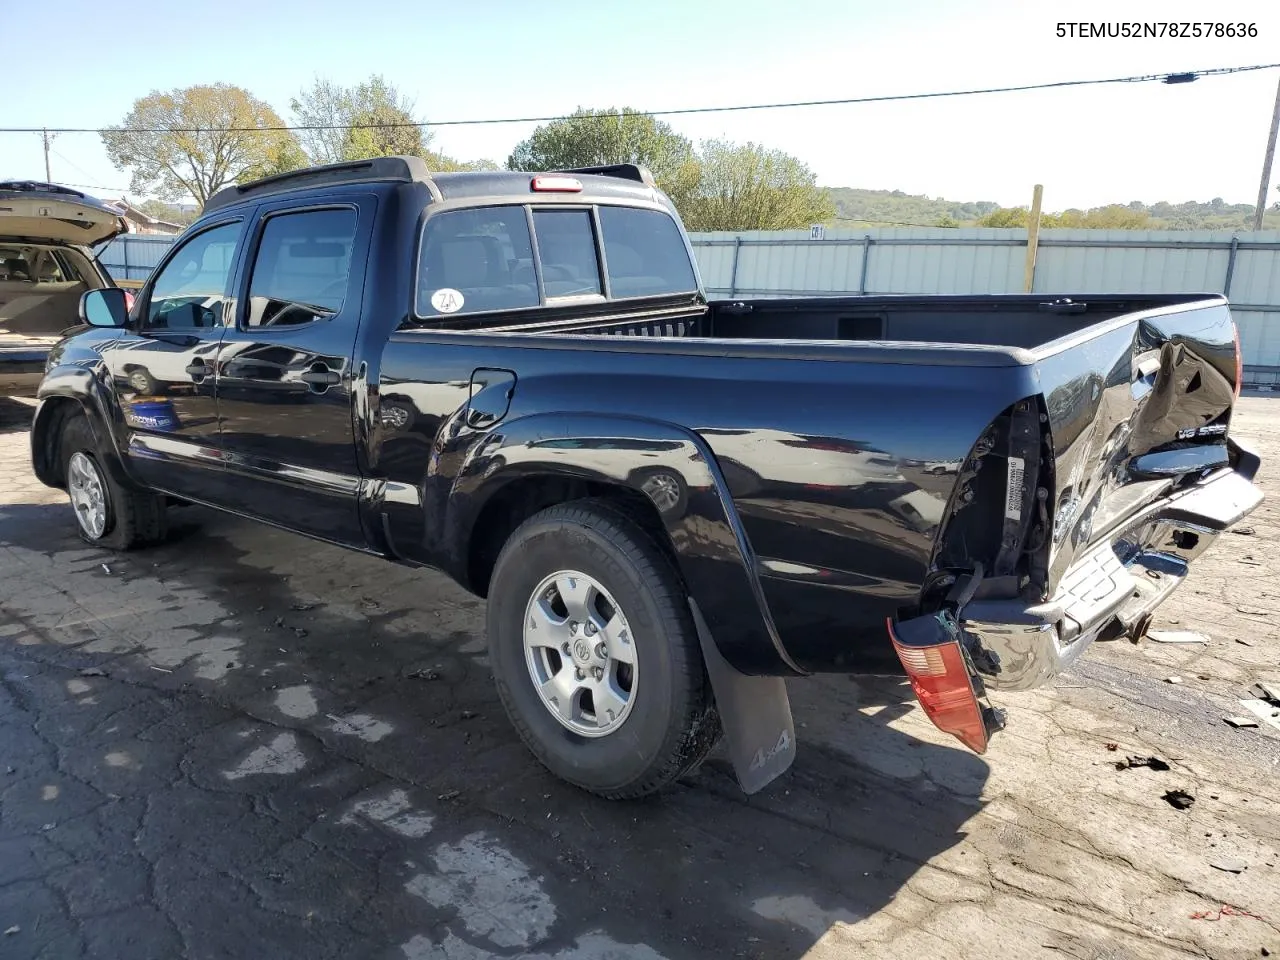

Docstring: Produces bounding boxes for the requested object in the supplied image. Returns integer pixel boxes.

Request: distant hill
[827,188,999,227]
[826,187,1280,231]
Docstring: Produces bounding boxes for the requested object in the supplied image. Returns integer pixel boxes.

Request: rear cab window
[415,203,696,322]
[245,207,358,327]
[416,206,538,317]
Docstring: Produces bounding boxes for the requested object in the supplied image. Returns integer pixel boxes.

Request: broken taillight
[887,616,990,754]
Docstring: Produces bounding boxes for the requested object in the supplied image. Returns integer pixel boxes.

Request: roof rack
[558,164,655,187]
[204,155,431,213]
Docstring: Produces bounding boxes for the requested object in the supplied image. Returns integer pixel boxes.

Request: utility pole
[1253,73,1280,231]
[41,128,53,181]
[1023,184,1044,293]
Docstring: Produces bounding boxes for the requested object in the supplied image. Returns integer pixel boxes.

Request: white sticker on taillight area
[1005,455,1025,521]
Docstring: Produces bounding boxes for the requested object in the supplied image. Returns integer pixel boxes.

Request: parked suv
[0,181,127,396]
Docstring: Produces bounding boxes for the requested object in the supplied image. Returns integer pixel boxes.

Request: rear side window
[246,208,357,327]
[417,205,538,317]
[598,207,696,298]
[532,210,602,298]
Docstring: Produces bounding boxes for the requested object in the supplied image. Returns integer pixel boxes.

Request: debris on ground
[1116,756,1171,771]
[1148,631,1210,644]
[1254,681,1280,704]
[408,668,441,681]
[1225,716,1261,729]
[1236,638,1258,647]
[273,616,285,627]
[293,628,308,638]
[1237,606,1271,617]
[459,710,478,720]
[1165,676,1184,684]
[1230,526,1257,536]
[1209,856,1248,873]
[101,563,110,574]
[1105,742,1119,751]
[1162,789,1195,810]
[1189,904,1266,922]
[77,667,106,677]
[437,790,460,801]
[1236,699,1280,732]
[290,602,317,611]
[3,926,18,935]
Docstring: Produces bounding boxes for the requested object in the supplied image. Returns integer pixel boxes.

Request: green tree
[135,198,198,226]
[292,75,432,163]
[977,207,1032,228]
[424,151,500,172]
[101,84,305,205]
[678,140,834,232]
[507,107,696,189]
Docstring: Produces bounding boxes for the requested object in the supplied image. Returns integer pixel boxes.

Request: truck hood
[0,181,128,246]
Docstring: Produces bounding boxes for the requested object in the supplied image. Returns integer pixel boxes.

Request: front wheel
[487,499,721,798]
[60,414,167,550]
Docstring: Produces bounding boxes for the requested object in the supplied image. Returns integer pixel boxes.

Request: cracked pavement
[0,395,1278,960]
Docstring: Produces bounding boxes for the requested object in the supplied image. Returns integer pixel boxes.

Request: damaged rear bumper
[961,441,1263,691]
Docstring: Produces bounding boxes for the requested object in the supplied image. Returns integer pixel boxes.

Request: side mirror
[80,288,130,328]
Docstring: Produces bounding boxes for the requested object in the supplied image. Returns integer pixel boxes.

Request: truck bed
[466,293,1210,355]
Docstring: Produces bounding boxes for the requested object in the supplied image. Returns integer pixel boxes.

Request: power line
[47,146,129,194]
[56,179,131,195]
[2,62,1276,136]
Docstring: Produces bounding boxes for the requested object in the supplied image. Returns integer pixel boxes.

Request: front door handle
[300,368,341,386]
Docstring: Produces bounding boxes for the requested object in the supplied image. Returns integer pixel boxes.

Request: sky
[2,0,1278,211]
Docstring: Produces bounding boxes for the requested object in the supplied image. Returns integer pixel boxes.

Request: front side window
[246,208,357,327]
[598,207,697,298]
[146,222,241,330]
[417,205,538,318]
[532,210,602,298]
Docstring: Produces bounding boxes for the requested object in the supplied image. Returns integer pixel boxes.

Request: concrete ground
[0,395,1277,960]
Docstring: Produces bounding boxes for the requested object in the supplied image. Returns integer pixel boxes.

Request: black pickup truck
[32,157,1263,798]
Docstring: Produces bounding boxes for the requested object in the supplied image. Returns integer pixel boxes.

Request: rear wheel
[59,414,167,550]
[487,499,721,798]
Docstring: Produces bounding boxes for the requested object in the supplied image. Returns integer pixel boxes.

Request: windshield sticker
[431,288,464,314]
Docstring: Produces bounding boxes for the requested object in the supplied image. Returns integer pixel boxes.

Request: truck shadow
[0,396,35,434]
[0,498,989,959]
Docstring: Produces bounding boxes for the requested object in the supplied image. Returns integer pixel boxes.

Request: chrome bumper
[960,448,1263,691]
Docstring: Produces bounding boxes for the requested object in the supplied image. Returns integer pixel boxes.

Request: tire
[59,414,167,550]
[487,498,721,798]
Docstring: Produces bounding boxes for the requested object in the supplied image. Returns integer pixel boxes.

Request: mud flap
[689,600,795,794]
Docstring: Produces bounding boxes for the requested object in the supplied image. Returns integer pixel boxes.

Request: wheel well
[31,397,82,488]
[466,475,676,598]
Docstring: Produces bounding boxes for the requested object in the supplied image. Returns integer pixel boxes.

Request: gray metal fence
[98,235,174,282]
[99,227,1280,385]
[690,227,1280,386]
